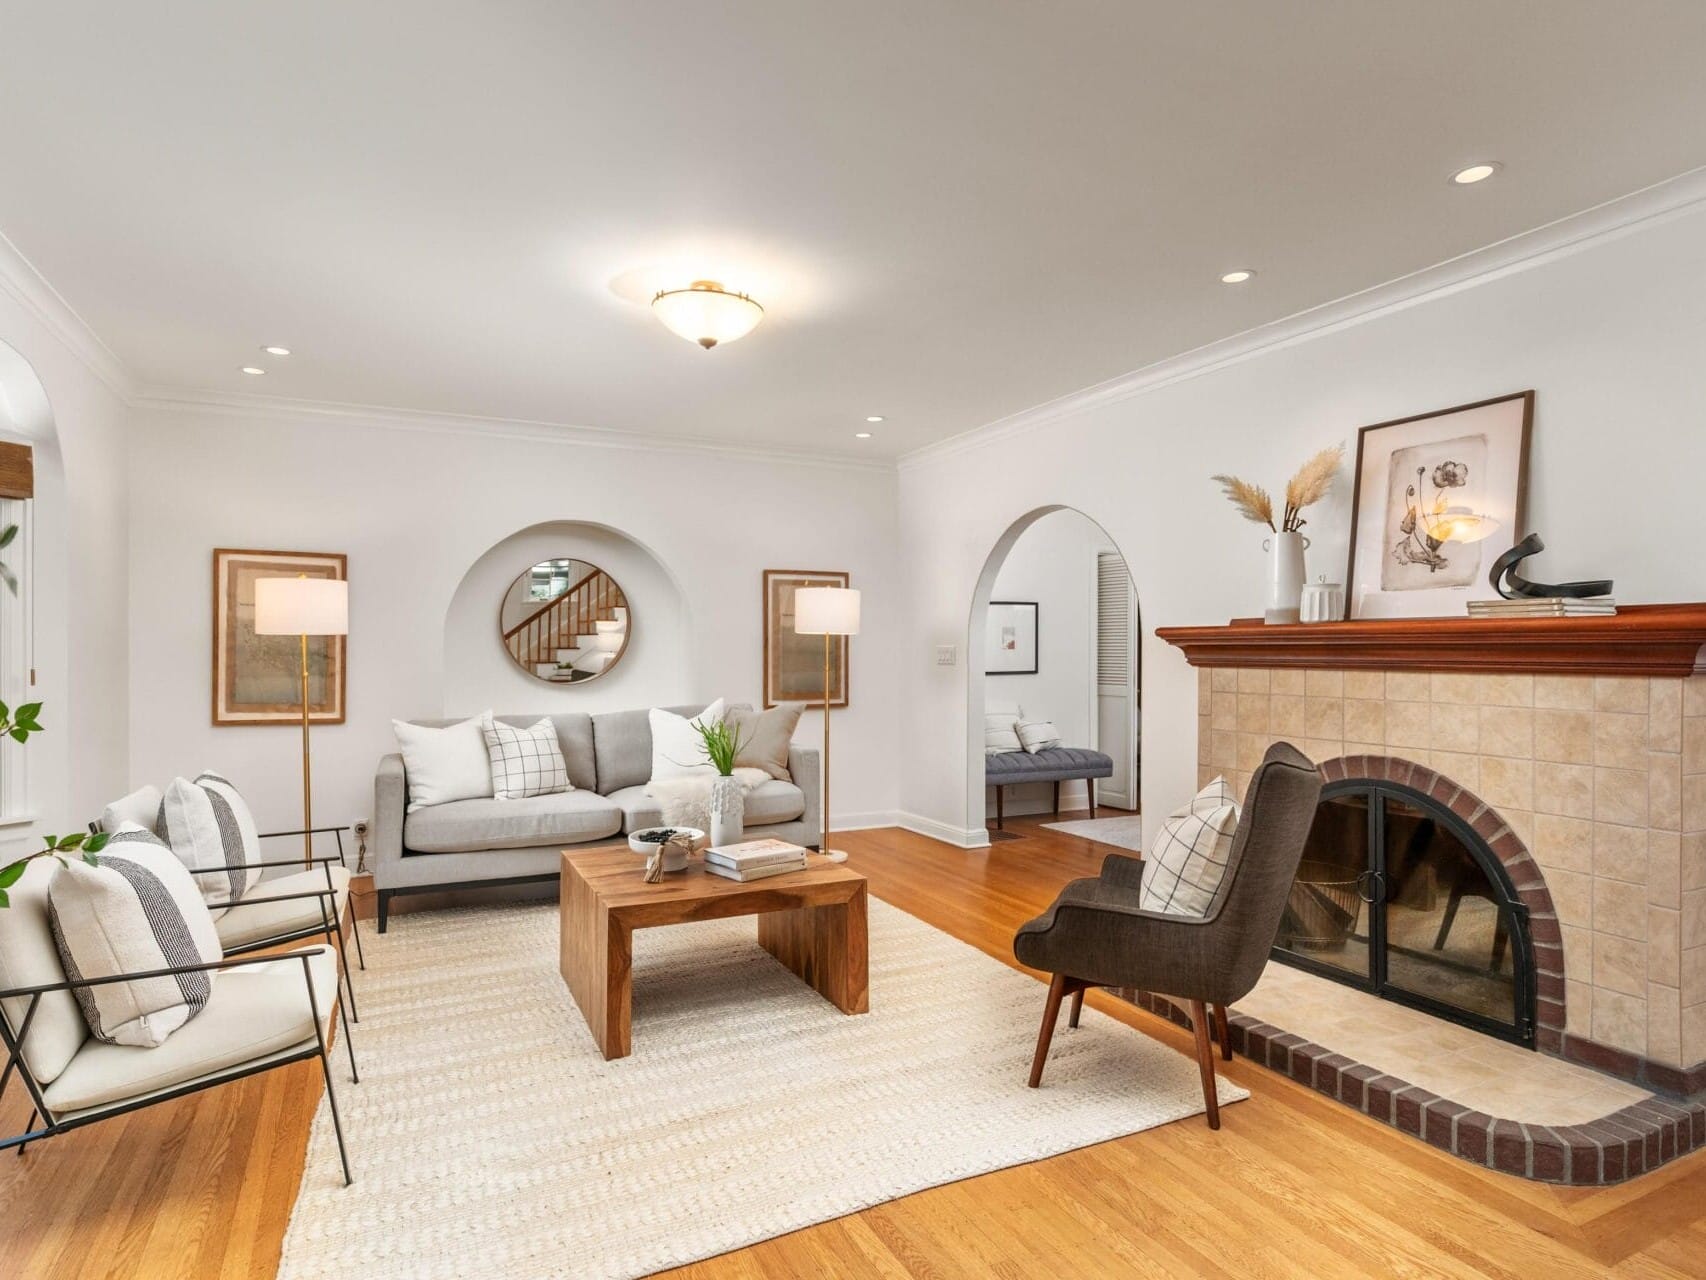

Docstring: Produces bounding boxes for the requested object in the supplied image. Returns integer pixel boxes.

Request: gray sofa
[373,703,820,930]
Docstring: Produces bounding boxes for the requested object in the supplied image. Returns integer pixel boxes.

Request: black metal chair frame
[1,946,358,1184]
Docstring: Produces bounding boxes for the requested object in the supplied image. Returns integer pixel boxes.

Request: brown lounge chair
[1013,743,1322,1127]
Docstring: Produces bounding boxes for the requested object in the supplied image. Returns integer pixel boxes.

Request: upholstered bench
[984,747,1115,828]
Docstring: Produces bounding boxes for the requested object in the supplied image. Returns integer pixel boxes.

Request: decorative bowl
[628,827,704,873]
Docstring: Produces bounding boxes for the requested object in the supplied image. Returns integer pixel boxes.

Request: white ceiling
[3,2,1706,458]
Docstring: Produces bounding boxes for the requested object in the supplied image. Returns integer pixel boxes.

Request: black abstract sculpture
[1488,533,1613,601]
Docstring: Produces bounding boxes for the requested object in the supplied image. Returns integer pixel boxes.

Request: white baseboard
[828,810,901,833]
[894,811,991,849]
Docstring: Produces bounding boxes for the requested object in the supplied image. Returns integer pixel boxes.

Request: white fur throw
[647,769,770,830]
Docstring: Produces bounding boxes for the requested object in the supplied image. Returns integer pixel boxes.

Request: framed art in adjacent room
[985,601,1039,675]
[1346,391,1533,619]
[763,569,850,708]
[213,548,347,725]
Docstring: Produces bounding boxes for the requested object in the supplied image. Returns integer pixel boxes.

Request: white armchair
[0,860,358,1183]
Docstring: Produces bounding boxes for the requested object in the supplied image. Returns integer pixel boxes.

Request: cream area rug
[1041,814,1145,852]
[279,897,1243,1280]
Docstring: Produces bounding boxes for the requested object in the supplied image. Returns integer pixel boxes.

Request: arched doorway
[965,506,1140,840]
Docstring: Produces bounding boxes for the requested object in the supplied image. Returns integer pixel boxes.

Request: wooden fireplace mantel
[1156,604,1706,677]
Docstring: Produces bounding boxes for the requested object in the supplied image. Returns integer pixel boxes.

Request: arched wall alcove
[443,520,691,715]
[964,503,1140,835]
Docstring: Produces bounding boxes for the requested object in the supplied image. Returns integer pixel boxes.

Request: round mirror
[500,558,631,683]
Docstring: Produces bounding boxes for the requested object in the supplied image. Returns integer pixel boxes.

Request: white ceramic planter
[1263,531,1309,624]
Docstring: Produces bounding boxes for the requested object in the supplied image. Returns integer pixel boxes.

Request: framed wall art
[1346,392,1533,619]
[763,569,849,708]
[213,548,347,725]
[985,600,1039,675]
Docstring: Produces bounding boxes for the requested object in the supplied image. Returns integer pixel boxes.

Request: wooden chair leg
[1214,1003,1232,1061]
[1187,998,1221,1129]
[1087,779,1096,818]
[1028,974,1068,1088]
[1069,986,1086,1029]
[1052,781,1061,816]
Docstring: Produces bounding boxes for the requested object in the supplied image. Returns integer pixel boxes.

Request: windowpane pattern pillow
[1139,777,1241,917]
[482,715,571,800]
[160,772,263,915]
[984,704,1023,755]
[47,826,223,1047]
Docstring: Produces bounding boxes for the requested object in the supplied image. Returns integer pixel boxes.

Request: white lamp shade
[254,576,349,636]
[794,587,861,636]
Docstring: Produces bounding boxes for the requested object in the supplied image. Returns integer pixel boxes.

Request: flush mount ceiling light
[262,345,291,356]
[865,415,884,423]
[240,366,266,375]
[651,280,764,349]
[1220,269,1255,284]
[855,432,872,439]
[1452,161,1502,185]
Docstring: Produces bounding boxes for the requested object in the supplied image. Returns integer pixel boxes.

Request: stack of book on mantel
[702,837,810,882]
[1468,596,1617,618]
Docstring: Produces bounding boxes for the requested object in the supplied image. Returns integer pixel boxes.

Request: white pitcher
[1262,531,1309,624]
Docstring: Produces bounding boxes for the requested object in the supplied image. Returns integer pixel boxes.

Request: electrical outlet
[935,645,957,666]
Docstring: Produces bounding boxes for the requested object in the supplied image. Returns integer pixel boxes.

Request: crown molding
[0,228,134,400]
[899,165,1706,471]
[133,387,896,474]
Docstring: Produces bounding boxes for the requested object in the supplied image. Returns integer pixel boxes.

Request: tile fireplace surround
[1156,605,1706,1183]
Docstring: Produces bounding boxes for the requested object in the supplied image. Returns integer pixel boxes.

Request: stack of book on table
[1468,596,1617,618]
[703,837,810,881]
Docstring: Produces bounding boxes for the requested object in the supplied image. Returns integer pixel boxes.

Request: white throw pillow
[649,699,727,782]
[1139,777,1241,917]
[393,715,495,812]
[481,714,571,800]
[1016,719,1062,753]
[159,773,263,915]
[48,825,223,1047]
[101,784,164,835]
[984,703,1024,755]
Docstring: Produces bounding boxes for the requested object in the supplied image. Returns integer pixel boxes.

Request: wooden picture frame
[213,548,347,725]
[763,569,850,709]
[985,601,1039,675]
[1345,392,1533,619]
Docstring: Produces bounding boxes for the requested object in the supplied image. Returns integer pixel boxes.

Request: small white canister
[1300,576,1344,624]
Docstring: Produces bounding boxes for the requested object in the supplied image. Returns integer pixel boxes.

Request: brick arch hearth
[1317,753,1567,1054]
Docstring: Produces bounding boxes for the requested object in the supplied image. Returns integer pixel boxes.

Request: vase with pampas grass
[1212,444,1343,623]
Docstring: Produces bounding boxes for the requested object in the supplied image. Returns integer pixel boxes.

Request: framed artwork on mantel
[1346,392,1533,620]
[213,548,347,725]
[985,601,1039,675]
[763,569,850,709]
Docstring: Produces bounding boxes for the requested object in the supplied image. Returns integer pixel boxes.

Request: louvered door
[1094,551,1139,809]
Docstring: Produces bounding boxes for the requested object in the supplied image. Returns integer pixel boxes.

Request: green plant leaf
[0,887,9,908]
[58,832,86,851]
[9,727,30,744]
[0,524,16,548]
[83,851,100,865]
[86,831,111,853]
[0,699,9,721]
[0,861,25,888]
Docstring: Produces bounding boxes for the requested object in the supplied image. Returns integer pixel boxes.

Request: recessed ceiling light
[1220,270,1255,284]
[1451,162,1501,185]
[855,432,873,439]
[240,366,266,375]
[262,345,292,356]
[865,415,885,423]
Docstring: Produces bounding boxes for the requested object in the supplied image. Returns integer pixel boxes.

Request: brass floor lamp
[254,575,349,864]
[792,586,859,863]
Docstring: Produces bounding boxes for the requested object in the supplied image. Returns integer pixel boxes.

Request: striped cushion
[481,714,571,800]
[1139,777,1241,917]
[160,772,262,915]
[1016,719,1062,753]
[47,826,223,1047]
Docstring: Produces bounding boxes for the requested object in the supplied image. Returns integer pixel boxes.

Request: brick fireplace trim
[1317,753,1567,1051]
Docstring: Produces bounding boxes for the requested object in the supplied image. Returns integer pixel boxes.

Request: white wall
[0,268,131,854]
[898,195,1706,847]
[126,406,900,836]
[982,508,1112,816]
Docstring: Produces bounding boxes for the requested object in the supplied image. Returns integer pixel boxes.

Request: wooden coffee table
[558,847,869,1060]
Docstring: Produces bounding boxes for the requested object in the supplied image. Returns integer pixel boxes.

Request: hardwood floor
[5,814,1705,1278]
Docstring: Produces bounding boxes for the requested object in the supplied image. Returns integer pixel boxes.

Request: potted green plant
[693,717,748,848]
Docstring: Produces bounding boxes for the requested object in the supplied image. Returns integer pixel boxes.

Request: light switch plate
[935,645,957,666]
